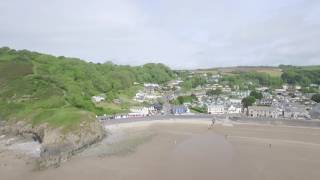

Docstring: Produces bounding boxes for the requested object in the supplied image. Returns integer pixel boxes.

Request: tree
[241,96,256,109]
[311,94,320,103]
[206,88,222,97]
[250,91,263,100]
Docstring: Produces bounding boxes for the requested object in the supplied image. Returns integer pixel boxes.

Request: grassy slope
[0,47,173,131]
[0,50,95,131]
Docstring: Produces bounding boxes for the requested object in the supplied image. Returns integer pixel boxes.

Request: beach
[1,119,320,180]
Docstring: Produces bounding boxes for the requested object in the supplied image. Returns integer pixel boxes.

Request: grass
[254,69,282,77]
[95,85,144,114]
[32,108,95,132]
[0,47,176,132]
[0,59,33,86]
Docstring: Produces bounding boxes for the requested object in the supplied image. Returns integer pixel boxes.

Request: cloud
[0,0,319,69]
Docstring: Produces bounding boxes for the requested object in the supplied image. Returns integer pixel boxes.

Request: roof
[310,103,320,119]
[171,105,187,109]
[248,106,277,111]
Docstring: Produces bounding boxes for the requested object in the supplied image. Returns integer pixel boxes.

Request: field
[193,66,283,77]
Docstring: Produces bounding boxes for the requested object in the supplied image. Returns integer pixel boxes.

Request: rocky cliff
[0,120,106,169]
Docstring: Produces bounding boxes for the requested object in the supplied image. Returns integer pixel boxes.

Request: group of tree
[0,47,175,122]
[206,88,222,97]
[280,65,320,86]
[181,74,207,90]
[171,94,197,105]
[241,96,256,109]
[241,91,263,109]
[220,71,282,90]
[249,90,263,100]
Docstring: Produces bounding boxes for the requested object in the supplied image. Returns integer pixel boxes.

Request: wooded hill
[0,47,174,130]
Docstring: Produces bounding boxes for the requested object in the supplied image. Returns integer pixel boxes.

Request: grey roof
[310,103,320,119]
[248,106,277,111]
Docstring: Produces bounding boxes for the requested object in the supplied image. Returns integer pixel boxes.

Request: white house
[229,98,242,105]
[91,95,105,103]
[227,105,242,114]
[207,104,225,114]
[134,91,145,102]
[144,83,160,88]
[128,107,150,117]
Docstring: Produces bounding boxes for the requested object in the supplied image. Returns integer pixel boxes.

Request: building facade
[248,106,279,118]
[207,104,225,114]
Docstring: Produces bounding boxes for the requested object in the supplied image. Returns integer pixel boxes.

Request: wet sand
[1,120,320,180]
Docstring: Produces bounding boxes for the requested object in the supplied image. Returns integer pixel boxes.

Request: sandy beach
[1,119,320,180]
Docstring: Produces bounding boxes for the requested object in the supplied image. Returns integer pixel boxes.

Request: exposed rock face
[39,121,106,169]
[0,120,106,169]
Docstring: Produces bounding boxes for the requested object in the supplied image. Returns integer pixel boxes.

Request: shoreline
[103,118,320,131]
[104,119,211,130]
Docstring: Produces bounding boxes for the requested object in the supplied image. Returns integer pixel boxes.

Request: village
[94,71,320,121]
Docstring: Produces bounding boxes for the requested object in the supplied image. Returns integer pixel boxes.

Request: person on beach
[208,118,215,129]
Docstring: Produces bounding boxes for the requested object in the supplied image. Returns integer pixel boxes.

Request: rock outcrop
[0,120,106,169]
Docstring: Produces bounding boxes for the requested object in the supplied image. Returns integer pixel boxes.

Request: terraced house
[248,106,279,118]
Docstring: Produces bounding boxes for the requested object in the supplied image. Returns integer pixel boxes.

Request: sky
[0,0,320,69]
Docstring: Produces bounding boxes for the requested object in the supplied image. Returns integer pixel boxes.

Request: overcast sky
[1,0,319,69]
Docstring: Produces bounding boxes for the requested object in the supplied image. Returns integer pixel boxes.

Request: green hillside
[280,65,320,86]
[0,47,174,130]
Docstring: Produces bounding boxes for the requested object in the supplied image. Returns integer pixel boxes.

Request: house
[144,83,160,94]
[168,80,184,88]
[134,91,145,102]
[171,105,189,115]
[257,98,274,106]
[114,114,128,119]
[128,107,150,117]
[248,106,279,118]
[91,95,105,103]
[227,105,242,114]
[222,86,232,93]
[283,105,310,119]
[229,98,242,105]
[207,104,225,114]
[144,83,160,88]
[231,90,250,98]
[194,91,206,100]
[152,103,163,112]
[256,87,269,92]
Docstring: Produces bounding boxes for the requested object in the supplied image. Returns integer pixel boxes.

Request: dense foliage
[206,88,222,97]
[0,47,174,129]
[241,96,256,108]
[250,91,263,100]
[280,65,320,86]
[171,95,197,105]
[180,74,207,90]
[221,71,282,90]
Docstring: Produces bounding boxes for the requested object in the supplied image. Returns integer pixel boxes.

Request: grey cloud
[0,0,319,69]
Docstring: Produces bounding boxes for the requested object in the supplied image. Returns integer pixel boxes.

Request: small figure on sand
[208,118,216,129]
[269,143,272,148]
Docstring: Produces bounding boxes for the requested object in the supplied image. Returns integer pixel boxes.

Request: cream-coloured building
[248,106,279,118]
[207,104,225,114]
